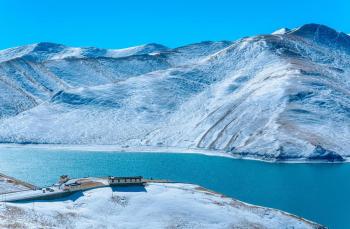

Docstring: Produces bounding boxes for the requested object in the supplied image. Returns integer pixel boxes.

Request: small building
[108,176,144,186]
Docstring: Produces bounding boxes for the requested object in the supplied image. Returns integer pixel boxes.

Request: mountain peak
[290,23,338,37]
[288,23,350,51]
[134,43,169,53]
[144,43,168,48]
[106,43,169,58]
[31,42,67,54]
[33,42,66,49]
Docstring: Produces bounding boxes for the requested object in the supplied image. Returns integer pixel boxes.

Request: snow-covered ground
[0,182,324,229]
[0,175,30,195]
[0,23,349,162]
[0,179,28,194]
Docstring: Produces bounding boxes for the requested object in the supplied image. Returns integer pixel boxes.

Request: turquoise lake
[0,147,349,229]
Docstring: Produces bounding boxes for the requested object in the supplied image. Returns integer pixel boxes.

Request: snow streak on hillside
[0,23,349,162]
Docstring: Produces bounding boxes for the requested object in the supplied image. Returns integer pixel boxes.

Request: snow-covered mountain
[0,23,349,162]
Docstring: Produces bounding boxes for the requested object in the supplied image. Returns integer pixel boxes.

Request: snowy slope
[0,177,30,194]
[0,23,349,162]
[0,183,324,229]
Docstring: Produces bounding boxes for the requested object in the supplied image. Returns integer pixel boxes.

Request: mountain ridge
[0,42,171,63]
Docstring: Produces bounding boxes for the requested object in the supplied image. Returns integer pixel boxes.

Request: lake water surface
[0,147,349,229]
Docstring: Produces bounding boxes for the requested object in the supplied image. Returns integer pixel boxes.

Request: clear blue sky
[0,0,349,50]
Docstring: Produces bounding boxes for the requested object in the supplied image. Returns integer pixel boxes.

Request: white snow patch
[272,28,290,35]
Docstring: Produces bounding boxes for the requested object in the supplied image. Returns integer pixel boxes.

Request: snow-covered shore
[0,143,233,158]
[1,143,348,163]
[0,182,325,229]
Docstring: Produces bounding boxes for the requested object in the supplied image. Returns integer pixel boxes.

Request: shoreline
[0,143,348,164]
[188,183,326,229]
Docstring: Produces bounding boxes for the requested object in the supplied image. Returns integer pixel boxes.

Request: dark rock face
[31,42,66,52]
[308,145,345,162]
